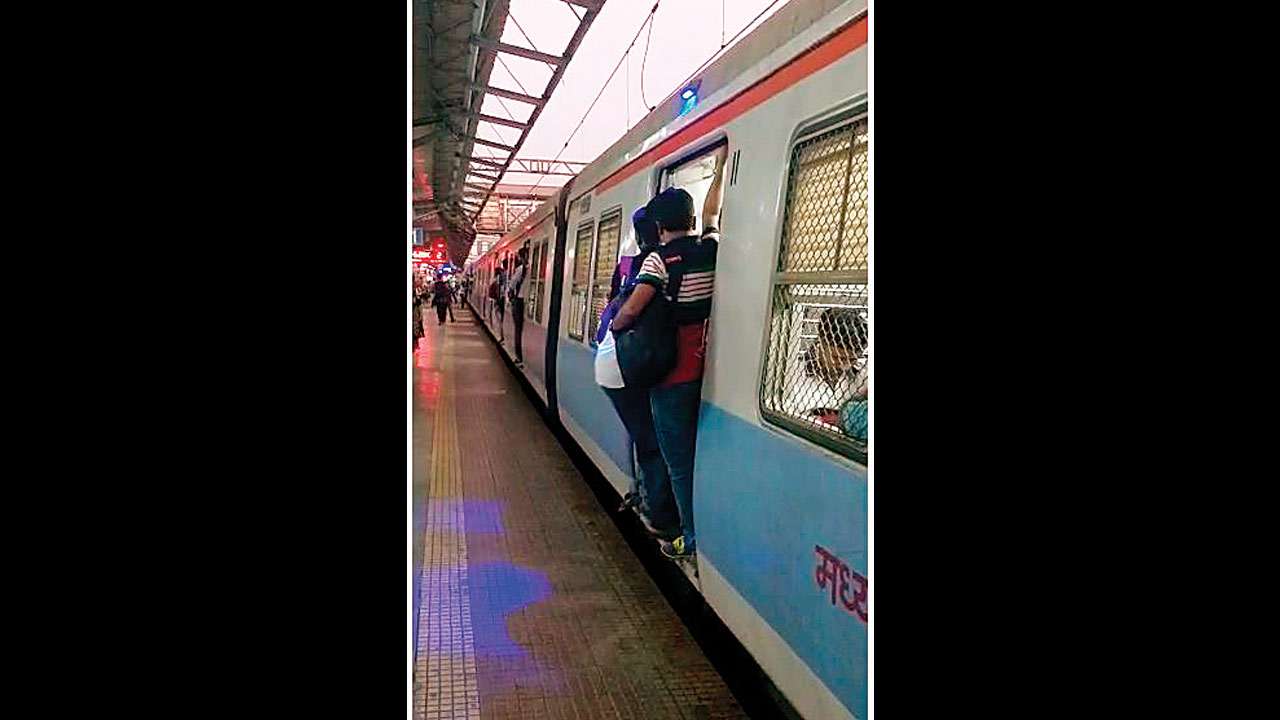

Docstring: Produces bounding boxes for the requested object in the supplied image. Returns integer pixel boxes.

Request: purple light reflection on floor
[467,561,561,693]
[444,486,563,695]
[468,562,552,656]
[423,499,507,535]
[459,499,505,535]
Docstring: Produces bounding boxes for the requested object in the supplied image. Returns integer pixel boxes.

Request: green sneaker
[660,535,696,560]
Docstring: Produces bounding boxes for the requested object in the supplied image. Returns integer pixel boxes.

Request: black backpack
[614,286,676,388]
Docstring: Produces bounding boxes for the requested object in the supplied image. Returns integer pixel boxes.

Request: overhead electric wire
[508,12,558,73]
[526,1,662,195]
[639,7,657,111]
[721,0,727,48]
[495,54,535,98]
[671,0,787,102]
[562,0,584,22]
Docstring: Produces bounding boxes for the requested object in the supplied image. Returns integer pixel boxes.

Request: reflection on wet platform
[413,309,745,720]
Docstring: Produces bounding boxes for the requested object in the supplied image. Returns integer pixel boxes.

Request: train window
[485,265,493,312]
[526,242,539,323]
[527,238,548,324]
[568,221,595,341]
[759,116,868,464]
[587,209,623,344]
[660,140,728,236]
[535,238,548,323]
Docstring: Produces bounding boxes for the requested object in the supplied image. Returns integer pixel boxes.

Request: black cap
[645,187,695,230]
[632,206,659,249]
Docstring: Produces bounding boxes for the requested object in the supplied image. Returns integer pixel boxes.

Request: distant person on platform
[431,275,452,326]
[413,283,424,349]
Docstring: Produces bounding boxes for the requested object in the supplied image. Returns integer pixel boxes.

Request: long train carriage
[467,1,868,718]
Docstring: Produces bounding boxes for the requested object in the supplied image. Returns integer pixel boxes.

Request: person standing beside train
[487,271,501,323]
[613,146,728,560]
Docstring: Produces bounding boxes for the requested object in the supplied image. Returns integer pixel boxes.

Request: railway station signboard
[428,237,448,264]
[412,248,434,267]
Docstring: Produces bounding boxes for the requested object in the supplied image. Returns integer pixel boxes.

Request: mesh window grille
[568,222,594,340]
[587,209,622,344]
[537,239,549,323]
[777,118,868,273]
[760,116,869,464]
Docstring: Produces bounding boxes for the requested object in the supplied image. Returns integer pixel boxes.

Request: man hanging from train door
[493,258,508,342]
[612,145,728,560]
[595,206,682,543]
[509,246,528,365]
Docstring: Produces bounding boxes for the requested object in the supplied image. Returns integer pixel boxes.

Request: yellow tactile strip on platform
[414,329,481,720]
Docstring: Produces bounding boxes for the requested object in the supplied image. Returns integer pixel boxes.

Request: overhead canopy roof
[413,1,604,264]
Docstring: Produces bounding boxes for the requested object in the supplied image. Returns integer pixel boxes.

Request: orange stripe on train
[594,15,868,196]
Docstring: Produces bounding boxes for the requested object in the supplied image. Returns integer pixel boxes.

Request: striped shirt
[635,227,719,385]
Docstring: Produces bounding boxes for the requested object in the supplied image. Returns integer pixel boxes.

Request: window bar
[832,125,857,272]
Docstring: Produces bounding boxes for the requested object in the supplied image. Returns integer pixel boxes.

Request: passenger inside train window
[802,308,868,441]
[613,145,728,561]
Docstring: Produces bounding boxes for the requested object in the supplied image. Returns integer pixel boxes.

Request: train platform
[412,305,748,720]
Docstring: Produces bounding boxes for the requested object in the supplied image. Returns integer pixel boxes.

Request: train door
[652,139,730,555]
[658,138,729,236]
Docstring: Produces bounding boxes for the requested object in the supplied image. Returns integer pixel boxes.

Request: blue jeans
[650,379,703,544]
[603,386,680,532]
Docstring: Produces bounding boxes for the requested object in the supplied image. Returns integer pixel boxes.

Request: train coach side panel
[555,340,633,495]
[519,321,548,403]
[696,405,867,720]
[692,17,869,720]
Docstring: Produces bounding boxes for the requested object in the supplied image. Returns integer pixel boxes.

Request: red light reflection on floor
[415,334,433,367]
[418,374,440,403]
[415,336,441,402]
